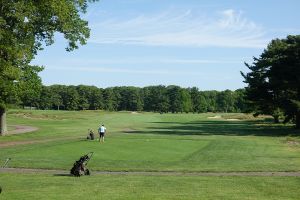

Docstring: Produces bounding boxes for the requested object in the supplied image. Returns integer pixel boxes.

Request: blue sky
[32,0,300,90]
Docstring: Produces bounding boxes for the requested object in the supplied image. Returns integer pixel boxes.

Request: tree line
[9,84,247,113]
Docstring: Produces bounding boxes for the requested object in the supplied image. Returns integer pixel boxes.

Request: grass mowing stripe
[0,173,299,200]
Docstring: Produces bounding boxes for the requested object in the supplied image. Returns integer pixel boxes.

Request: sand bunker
[226,119,241,121]
[208,115,221,119]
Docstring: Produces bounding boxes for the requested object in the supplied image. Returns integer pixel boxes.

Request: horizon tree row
[9,84,247,113]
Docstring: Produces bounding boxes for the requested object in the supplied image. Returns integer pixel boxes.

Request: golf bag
[86,130,95,140]
[70,152,93,177]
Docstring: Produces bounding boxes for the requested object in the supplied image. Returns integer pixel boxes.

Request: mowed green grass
[0,110,300,172]
[0,173,300,200]
[1,110,300,199]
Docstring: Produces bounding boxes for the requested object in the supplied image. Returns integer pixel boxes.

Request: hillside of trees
[8,84,247,113]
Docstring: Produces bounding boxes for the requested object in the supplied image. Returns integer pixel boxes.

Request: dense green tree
[0,0,98,135]
[141,87,151,111]
[181,89,192,113]
[103,88,118,111]
[61,86,79,110]
[87,87,104,110]
[127,87,143,111]
[143,86,169,113]
[198,93,208,113]
[190,87,200,113]
[167,85,182,113]
[155,86,170,113]
[204,91,218,112]
[76,85,91,110]
[38,86,52,110]
[242,60,281,122]
[117,87,143,111]
[234,89,247,113]
[242,35,300,128]
[217,90,235,113]
[17,65,43,109]
[49,85,64,110]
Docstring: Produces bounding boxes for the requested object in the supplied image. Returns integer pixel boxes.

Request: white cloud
[163,59,240,64]
[45,66,225,78]
[56,58,241,65]
[89,9,268,48]
[46,66,170,75]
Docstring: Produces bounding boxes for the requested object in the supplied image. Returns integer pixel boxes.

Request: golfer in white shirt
[98,124,106,143]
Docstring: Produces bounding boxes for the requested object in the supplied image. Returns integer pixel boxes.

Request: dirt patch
[1,168,300,177]
[287,140,300,146]
[131,112,139,114]
[0,125,39,148]
[10,112,64,120]
[7,125,38,135]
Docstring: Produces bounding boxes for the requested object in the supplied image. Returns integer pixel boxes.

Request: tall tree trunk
[0,108,7,136]
[296,112,300,129]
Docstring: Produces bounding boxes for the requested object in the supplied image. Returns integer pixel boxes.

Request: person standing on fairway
[98,124,106,143]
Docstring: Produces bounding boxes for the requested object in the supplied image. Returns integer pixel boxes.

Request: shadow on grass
[53,173,73,177]
[127,120,300,137]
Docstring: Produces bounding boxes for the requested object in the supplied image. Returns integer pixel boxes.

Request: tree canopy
[0,0,98,135]
[242,35,300,128]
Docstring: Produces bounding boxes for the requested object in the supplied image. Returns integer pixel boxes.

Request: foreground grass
[1,110,300,172]
[1,110,300,199]
[0,173,299,200]
[2,134,300,172]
